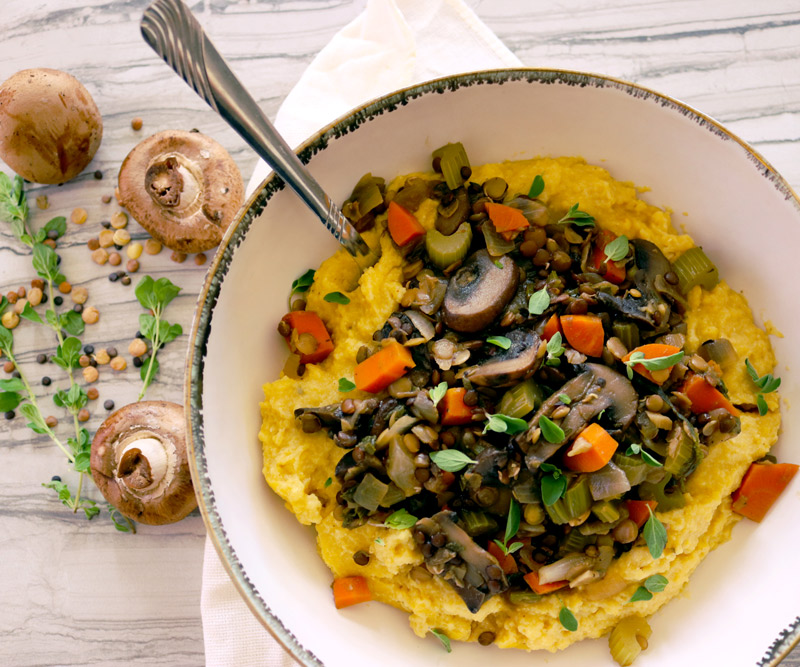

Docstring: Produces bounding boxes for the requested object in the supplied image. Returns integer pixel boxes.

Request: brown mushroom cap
[90,400,197,525]
[117,130,243,253]
[0,68,103,184]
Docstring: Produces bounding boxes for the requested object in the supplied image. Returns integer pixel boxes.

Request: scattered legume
[28,287,43,306]
[79,355,91,368]
[104,399,115,411]
[53,296,63,306]
[144,238,162,255]
[70,286,88,305]
[45,416,58,428]
[82,306,99,325]
[1,311,19,329]
[95,349,110,365]
[36,353,47,364]
[120,275,131,286]
[108,252,122,266]
[112,229,131,246]
[87,238,100,251]
[70,207,87,225]
[82,367,99,383]
[87,387,99,400]
[42,376,52,386]
[72,304,83,314]
[77,408,90,422]
[131,117,143,131]
[110,356,127,371]
[129,339,147,357]
[101,194,112,204]
[4,410,14,420]
[3,361,14,373]
[13,299,27,314]
[6,291,17,304]
[91,248,109,265]
[58,281,71,294]
[98,229,115,248]
[126,242,143,260]
[42,238,57,249]
[170,251,187,263]
[194,253,207,266]
[36,195,49,210]
[110,211,128,229]
[126,259,140,273]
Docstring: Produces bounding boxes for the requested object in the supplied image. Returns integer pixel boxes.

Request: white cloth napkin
[201,1,521,665]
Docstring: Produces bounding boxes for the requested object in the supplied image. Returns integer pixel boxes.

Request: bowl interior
[190,70,800,666]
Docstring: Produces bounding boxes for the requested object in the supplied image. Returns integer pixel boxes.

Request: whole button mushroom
[117,130,244,253]
[0,68,103,184]
[90,401,197,525]
[443,250,519,333]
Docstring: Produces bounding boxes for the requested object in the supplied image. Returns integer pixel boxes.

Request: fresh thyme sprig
[134,276,183,400]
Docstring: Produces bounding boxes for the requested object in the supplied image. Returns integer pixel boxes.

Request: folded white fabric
[201,1,521,665]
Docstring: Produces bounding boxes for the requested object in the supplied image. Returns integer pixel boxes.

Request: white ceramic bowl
[187,70,800,666]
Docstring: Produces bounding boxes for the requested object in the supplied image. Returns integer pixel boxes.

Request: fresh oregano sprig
[745,358,780,416]
[493,498,523,556]
[134,276,183,400]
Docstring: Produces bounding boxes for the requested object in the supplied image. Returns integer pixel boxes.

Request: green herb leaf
[0,391,22,411]
[134,275,157,311]
[0,378,25,392]
[0,325,12,353]
[558,393,571,405]
[540,462,562,477]
[559,605,578,632]
[494,259,503,270]
[0,172,30,240]
[19,302,43,324]
[745,358,781,395]
[538,415,565,443]
[624,350,684,379]
[290,269,315,296]
[52,337,82,371]
[384,508,418,530]
[644,574,668,592]
[643,507,667,559]
[557,203,595,228]
[756,393,768,416]
[31,242,62,282]
[429,381,448,407]
[141,355,160,382]
[528,287,550,316]
[641,450,663,467]
[20,403,48,434]
[483,413,528,435]
[374,537,385,545]
[545,332,565,367]
[503,498,521,544]
[324,291,350,305]
[139,313,157,340]
[338,378,356,392]
[153,277,181,308]
[59,310,85,336]
[626,444,642,456]
[603,234,629,262]
[324,477,333,488]
[159,321,183,345]
[541,472,567,506]
[507,541,524,555]
[528,174,545,199]
[430,629,452,653]
[42,216,67,240]
[430,449,477,472]
[628,586,653,602]
[487,335,512,350]
[108,505,135,532]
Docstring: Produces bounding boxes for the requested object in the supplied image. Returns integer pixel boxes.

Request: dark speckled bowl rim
[185,67,800,667]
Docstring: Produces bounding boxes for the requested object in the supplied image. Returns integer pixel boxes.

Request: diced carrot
[354,341,415,393]
[487,540,519,575]
[622,343,682,385]
[732,462,799,522]
[625,500,657,528]
[332,576,372,609]
[542,313,562,342]
[485,202,530,241]
[563,423,619,473]
[560,314,604,357]
[387,200,426,246]
[682,373,740,416]
[280,311,334,365]
[590,229,627,284]
[439,387,475,425]
[523,570,568,595]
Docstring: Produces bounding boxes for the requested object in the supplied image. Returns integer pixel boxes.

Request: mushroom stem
[117,436,171,492]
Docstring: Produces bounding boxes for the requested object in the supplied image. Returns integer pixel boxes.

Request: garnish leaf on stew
[430,629,452,653]
[430,449,477,472]
[643,506,667,559]
[623,350,684,380]
[528,287,550,316]
[338,378,356,392]
[483,413,528,435]
[557,203,595,228]
[487,335,512,350]
[528,174,545,199]
[538,415,565,443]
[324,291,350,305]
[429,381,447,407]
[384,508,418,530]
[604,234,629,262]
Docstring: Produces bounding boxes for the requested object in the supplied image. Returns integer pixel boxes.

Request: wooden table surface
[1,1,798,665]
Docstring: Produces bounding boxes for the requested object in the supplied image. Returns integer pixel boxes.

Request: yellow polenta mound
[259,157,780,652]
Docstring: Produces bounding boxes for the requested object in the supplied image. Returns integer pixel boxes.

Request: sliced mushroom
[462,328,542,387]
[118,130,244,252]
[436,187,470,235]
[443,250,519,332]
[596,239,685,332]
[415,511,508,613]
[90,401,196,525]
[519,363,637,469]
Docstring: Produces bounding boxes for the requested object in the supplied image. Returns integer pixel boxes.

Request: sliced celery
[609,616,652,667]
[592,500,621,524]
[559,528,594,556]
[672,246,719,294]
[639,474,686,511]
[499,379,544,419]
[509,591,542,604]
[612,321,640,352]
[545,497,571,525]
[461,510,498,537]
[433,142,471,190]
[564,475,592,521]
[663,426,697,478]
[425,222,472,269]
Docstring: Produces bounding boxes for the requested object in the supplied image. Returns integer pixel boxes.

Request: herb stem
[73,471,85,514]
[138,305,162,401]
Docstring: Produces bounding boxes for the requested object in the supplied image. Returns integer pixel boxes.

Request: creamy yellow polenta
[258,157,780,652]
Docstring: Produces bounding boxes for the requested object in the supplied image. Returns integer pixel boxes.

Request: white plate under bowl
[186,69,800,667]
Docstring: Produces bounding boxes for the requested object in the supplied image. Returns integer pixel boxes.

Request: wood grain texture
[0,1,798,665]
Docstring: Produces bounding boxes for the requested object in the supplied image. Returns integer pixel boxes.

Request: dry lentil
[104,399,115,411]
[58,281,71,294]
[144,238,162,255]
[91,248,109,265]
[79,354,91,368]
[1,312,19,329]
[108,252,122,266]
[69,286,88,305]
[353,551,370,566]
[101,194,112,204]
[126,242,143,259]
[45,416,58,428]
[35,195,49,210]
[95,349,111,365]
[110,211,128,229]
[82,306,99,325]
[194,253,207,266]
[72,304,83,314]
[110,356,127,371]
[87,387,99,400]
[82,366,99,383]
[42,238,57,249]
[126,259,140,273]
[70,207,88,225]
[36,353,47,364]
[128,338,148,357]
[3,361,14,373]
[27,287,43,306]
[5,291,17,304]
[77,408,90,422]
[4,410,14,420]
[131,117,143,131]
[170,251,187,263]
[94,169,103,180]
[87,238,100,251]
[41,376,51,386]
[112,229,131,246]
[98,229,115,248]
[120,275,131,286]
[13,299,27,314]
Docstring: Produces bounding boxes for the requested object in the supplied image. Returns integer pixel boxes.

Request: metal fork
[140,0,380,268]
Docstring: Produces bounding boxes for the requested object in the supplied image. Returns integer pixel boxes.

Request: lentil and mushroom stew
[259,145,792,664]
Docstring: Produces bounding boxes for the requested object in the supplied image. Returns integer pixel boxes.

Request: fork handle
[140,0,374,261]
